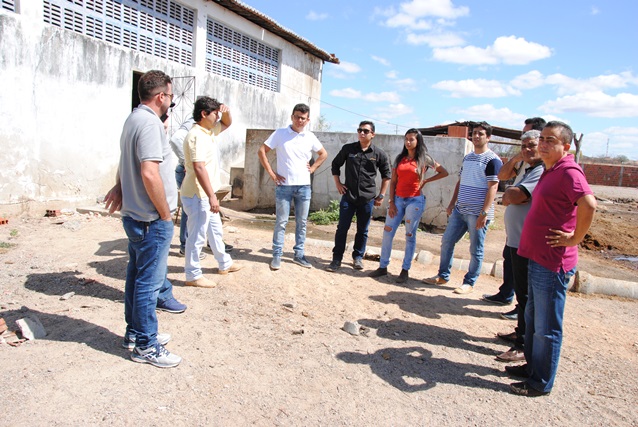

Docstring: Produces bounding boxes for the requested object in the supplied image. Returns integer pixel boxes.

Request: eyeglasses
[154,92,174,100]
[357,128,371,135]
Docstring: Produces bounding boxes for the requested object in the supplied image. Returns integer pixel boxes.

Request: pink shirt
[518,155,593,272]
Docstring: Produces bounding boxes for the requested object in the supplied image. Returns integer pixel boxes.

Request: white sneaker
[122,332,171,350]
[453,284,474,294]
[130,344,181,368]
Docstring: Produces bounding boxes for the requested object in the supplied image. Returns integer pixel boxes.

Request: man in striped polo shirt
[423,122,502,294]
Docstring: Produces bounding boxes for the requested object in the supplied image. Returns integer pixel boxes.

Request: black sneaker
[326,261,341,272]
[353,258,364,270]
[505,364,529,378]
[396,269,409,284]
[501,308,518,321]
[481,293,513,305]
[368,267,387,278]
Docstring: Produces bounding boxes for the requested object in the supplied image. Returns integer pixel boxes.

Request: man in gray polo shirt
[106,70,182,368]
[496,130,544,364]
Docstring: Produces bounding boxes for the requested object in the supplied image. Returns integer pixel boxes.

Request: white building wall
[0,1,325,214]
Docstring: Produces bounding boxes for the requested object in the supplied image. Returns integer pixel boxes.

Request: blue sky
[244,0,638,160]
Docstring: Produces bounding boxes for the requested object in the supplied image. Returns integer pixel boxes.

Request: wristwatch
[376,194,385,200]
[480,210,487,217]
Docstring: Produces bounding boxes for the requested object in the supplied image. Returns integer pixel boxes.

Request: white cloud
[510,70,638,94]
[371,55,391,66]
[392,78,418,92]
[590,6,600,15]
[450,104,526,128]
[375,103,414,120]
[510,70,545,90]
[432,79,521,98]
[406,32,464,47]
[433,36,552,65]
[540,91,638,118]
[385,70,398,79]
[583,128,638,159]
[326,61,362,79]
[330,88,402,103]
[402,0,469,18]
[337,61,361,73]
[545,71,638,95]
[306,10,328,21]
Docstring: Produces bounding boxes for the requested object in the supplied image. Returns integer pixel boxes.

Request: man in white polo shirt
[257,103,328,270]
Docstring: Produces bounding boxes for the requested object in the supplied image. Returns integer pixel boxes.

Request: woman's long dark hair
[394,128,431,179]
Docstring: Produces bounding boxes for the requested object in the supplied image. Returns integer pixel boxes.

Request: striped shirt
[456,150,502,220]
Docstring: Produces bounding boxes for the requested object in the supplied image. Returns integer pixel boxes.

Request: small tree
[315,114,331,132]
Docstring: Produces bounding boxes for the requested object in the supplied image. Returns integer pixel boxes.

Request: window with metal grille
[205,19,280,92]
[42,0,194,66]
[1,0,16,12]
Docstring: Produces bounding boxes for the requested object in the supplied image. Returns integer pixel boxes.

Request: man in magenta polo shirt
[507,121,596,397]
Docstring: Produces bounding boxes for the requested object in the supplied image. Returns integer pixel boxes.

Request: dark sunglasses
[356,128,371,135]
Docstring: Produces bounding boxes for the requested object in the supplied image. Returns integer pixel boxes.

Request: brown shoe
[497,331,518,343]
[218,262,244,275]
[422,275,448,285]
[496,347,525,362]
[509,381,549,397]
[185,277,216,288]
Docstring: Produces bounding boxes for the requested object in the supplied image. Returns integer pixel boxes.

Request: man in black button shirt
[326,121,392,272]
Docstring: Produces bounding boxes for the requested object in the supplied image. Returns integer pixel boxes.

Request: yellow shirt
[181,122,222,198]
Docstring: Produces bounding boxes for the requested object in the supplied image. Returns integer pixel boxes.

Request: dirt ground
[1,186,637,426]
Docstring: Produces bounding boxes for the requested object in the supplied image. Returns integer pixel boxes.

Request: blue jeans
[380,195,425,270]
[122,216,173,349]
[332,196,374,262]
[437,207,489,286]
[273,185,311,258]
[524,260,575,393]
[182,194,232,280]
[175,164,187,251]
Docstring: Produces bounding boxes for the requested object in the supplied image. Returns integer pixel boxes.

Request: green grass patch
[308,200,354,225]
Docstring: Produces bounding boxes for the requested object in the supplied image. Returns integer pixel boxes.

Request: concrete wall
[0,2,325,214]
[242,130,471,227]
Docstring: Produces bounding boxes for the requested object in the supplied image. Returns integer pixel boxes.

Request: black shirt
[331,142,392,204]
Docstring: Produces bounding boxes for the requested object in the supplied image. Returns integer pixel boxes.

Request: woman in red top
[370,129,448,283]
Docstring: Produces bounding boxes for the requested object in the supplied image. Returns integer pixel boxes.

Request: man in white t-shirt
[257,103,328,270]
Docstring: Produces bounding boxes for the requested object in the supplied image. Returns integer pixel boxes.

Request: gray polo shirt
[119,104,177,222]
[504,162,544,248]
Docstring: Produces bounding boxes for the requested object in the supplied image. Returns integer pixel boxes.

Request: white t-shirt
[264,126,324,186]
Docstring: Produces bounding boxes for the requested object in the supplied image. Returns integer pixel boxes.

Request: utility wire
[279,81,413,133]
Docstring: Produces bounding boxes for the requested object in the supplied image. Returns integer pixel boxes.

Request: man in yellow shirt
[181,97,242,288]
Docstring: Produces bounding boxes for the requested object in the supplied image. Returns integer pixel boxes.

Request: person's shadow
[2,307,124,358]
[337,345,503,393]
[369,291,503,320]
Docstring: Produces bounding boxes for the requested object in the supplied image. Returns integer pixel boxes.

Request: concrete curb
[571,270,638,299]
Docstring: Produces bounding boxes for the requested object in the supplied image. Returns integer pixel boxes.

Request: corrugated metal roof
[419,121,522,141]
[207,0,340,64]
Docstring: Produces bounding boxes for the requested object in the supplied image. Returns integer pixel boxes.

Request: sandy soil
[0,186,637,426]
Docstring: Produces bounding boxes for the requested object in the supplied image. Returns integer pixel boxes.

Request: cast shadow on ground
[369,291,503,320]
[89,238,129,281]
[359,317,497,356]
[337,345,503,393]
[24,270,124,302]
[2,307,125,358]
